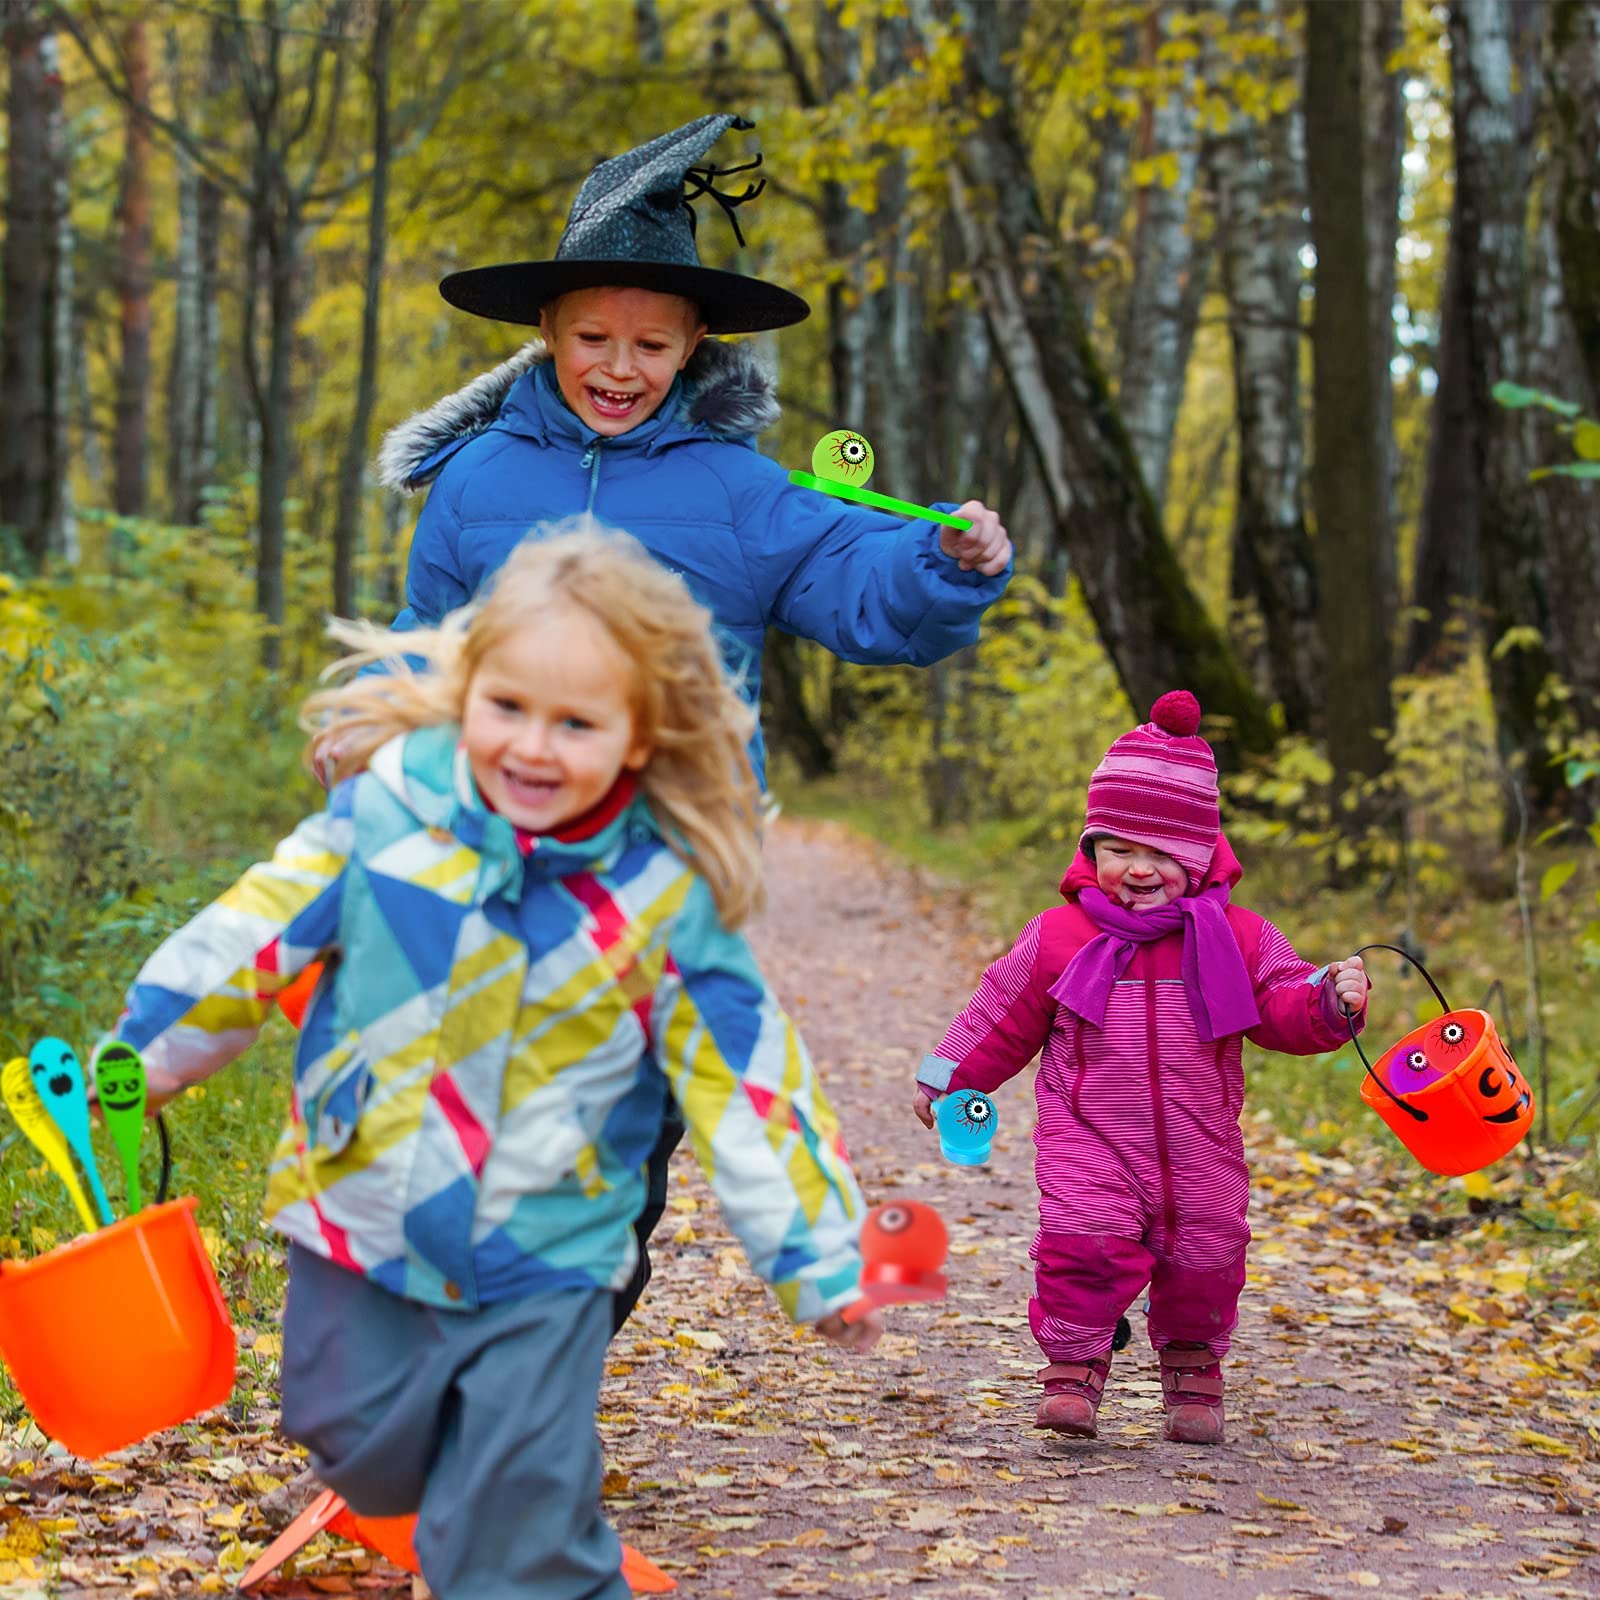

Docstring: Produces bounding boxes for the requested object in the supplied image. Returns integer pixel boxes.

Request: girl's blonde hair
[302,520,765,927]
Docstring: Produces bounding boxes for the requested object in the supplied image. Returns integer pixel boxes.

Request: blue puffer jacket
[376,340,1012,781]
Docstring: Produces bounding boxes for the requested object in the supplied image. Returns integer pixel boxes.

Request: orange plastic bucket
[1360,1007,1534,1176]
[0,1196,236,1457]
[239,1490,678,1594]
[1347,945,1534,1177]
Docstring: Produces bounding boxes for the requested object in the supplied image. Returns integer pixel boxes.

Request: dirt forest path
[6,818,1597,1599]
[603,819,1599,1600]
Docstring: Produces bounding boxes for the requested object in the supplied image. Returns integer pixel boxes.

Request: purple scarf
[1047,884,1260,1044]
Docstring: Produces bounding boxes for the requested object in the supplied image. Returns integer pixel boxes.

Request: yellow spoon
[2,1057,99,1233]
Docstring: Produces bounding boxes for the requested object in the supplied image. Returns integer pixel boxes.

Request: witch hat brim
[438,114,810,335]
[438,259,809,334]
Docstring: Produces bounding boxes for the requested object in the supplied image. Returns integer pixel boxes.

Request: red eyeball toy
[840,1200,949,1324]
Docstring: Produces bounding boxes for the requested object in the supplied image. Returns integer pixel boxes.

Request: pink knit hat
[1078,691,1219,888]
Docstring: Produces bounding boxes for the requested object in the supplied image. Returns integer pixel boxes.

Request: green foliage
[0,502,319,1063]
[1224,652,1503,895]
[1491,381,1600,481]
[814,574,1129,836]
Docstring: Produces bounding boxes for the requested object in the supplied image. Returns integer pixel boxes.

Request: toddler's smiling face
[539,287,706,437]
[1091,834,1188,911]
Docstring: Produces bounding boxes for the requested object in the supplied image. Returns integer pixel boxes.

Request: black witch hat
[438,114,809,335]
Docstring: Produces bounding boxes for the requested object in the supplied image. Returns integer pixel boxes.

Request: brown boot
[1034,1356,1111,1437]
[1159,1342,1225,1443]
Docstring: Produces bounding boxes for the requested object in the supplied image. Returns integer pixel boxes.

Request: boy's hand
[940,503,1011,576]
[814,1308,884,1352]
[914,1089,936,1129]
[1328,955,1369,1013]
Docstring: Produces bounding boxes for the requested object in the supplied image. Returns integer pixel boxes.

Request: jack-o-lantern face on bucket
[1477,1058,1531,1124]
[1360,1006,1534,1176]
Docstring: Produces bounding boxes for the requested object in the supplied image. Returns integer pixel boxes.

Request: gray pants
[281,1245,631,1600]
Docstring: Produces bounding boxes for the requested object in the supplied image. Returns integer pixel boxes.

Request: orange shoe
[1159,1342,1225,1443]
[1034,1356,1110,1437]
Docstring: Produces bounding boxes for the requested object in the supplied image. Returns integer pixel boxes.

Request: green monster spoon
[91,1042,148,1213]
[788,430,974,530]
[2,1056,99,1232]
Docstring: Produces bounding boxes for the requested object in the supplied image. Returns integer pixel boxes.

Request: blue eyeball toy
[935,1089,998,1166]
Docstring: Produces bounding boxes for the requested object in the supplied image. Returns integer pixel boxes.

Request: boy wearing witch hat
[377,112,1013,791]
[371,113,1013,1338]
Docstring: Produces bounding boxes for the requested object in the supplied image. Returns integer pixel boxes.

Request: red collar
[495,772,639,854]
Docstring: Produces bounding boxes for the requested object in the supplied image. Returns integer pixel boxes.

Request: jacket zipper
[1146,976,1179,1249]
[581,442,602,513]
[1070,1025,1089,1121]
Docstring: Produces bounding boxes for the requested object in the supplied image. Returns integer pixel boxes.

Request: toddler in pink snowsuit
[913,692,1371,1444]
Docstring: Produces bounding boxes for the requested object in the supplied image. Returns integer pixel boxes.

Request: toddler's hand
[1328,955,1369,1013]
[940,502,1011,576]
[814,1308,884,1352]
[914,1089,936,1129]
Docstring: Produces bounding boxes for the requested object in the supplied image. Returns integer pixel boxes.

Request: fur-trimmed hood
[377,337,779,492]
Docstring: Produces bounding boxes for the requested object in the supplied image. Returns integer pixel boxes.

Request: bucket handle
[153,1114,172,1206]
[1340,943,1453,1126]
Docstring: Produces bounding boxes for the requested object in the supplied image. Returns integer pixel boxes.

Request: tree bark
[331,0,393,619]
[1363,0,1405,647]
[933,0,1275,754]
[1117,2,1203,514]
[1528,179,1600,747]
[1449,0,1557,798]
[166,21,227,526]
[1210,0,1319,733]
[633,0,665,66]
[113,15,153,518]
[1406,187,1482,670]
[45,25,73,564]
[1410,0,1542,672]
[1077,22,1135,330]
[1550,1,1600,399]
[1,3,59,567]
[1305,0,1393,786]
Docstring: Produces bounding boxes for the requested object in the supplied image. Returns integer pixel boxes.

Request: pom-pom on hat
[1078,691,1220,889]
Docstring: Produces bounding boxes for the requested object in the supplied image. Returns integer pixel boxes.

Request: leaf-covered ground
[2,818,1596,1598]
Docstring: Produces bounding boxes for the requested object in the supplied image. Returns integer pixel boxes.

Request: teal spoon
[29,1038,114,1226]
[92,1042,148,1213]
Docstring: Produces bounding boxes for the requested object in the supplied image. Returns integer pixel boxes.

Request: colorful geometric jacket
[113,724,866,1320]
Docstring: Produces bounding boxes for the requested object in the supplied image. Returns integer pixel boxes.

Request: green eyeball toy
[812,429,875,485]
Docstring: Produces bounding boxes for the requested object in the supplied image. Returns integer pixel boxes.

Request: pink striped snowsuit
[920,858,1357,1362]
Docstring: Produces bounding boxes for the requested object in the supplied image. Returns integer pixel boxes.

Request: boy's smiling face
[539,286,707,437]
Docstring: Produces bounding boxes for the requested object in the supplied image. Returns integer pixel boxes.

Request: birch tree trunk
[1,3,58,566]
[1406,190,1481,671]
[1118,2,1203,514]
[331,0,393,619]
[1211,0,1319,733]
[932,0,1275,753]
[1449,0,1556,798]
[113,15,153,518]
[165,23,227,525]
[1407,1,1540,672]
[1550,0,1600,398]
[1305,0,1393,788]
